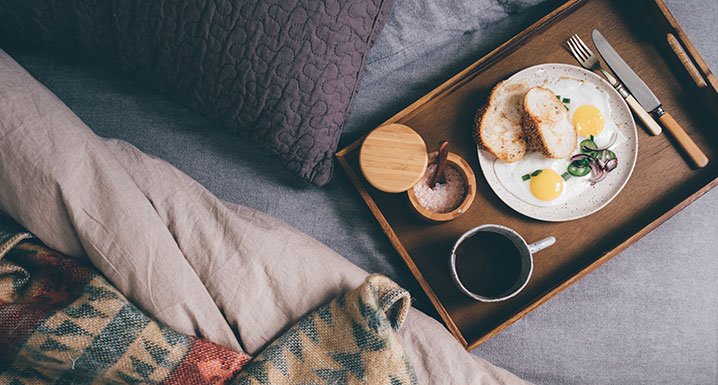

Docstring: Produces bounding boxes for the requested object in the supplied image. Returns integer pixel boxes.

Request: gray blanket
[0,49,528,384]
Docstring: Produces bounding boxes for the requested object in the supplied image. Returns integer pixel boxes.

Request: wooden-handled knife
[592,29,708,168]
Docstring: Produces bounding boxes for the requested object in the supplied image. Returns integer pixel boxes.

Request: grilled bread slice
[474,81,530,163]
[522,86,577,159]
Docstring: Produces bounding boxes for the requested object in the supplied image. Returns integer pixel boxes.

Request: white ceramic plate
[477,63,638,222]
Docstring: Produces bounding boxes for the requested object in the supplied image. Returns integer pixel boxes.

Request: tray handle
[666,33,707,89]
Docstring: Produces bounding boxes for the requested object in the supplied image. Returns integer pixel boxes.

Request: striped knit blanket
[0,218,416,384]
[235,274,417,385]
[0,227,250,384]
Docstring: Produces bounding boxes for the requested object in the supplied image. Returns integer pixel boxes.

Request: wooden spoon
[428,141,449,187]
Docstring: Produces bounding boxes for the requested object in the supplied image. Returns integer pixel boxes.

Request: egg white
[494,77,626,208]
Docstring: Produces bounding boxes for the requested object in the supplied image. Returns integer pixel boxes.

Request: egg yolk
[573,105,604,137]
[530,169,564,201]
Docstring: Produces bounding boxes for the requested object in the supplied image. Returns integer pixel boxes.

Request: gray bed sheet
[8,0,717,384]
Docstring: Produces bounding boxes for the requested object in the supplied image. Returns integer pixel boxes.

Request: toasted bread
[474,81,530,163]
[522,86,577,159]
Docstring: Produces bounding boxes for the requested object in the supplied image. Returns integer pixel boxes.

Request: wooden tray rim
[336,0,718,350]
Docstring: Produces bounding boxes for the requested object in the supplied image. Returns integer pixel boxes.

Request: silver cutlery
[592,29,708,168]
[567,34,662,136]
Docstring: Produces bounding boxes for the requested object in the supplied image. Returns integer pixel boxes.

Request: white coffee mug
[449,224,555,302]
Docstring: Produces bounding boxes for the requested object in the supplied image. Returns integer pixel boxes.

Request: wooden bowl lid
[359,124,428,193]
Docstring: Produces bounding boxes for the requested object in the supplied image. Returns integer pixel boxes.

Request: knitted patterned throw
[0,232,250,384]
[0,215,417,384]
[234,274,418,385]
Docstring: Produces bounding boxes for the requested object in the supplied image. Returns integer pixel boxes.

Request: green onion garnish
[562,98,571,104]
[522,174,530,181]
[556,94,561,100]
[562,172,571,181]
[530,169,543,177]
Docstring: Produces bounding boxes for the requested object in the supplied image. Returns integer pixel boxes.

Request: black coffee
[455,231,523,298]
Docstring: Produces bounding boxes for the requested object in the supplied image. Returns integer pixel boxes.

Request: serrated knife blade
[592,29,661,113]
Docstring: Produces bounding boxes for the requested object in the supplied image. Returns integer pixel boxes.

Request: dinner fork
[567,34,662,136]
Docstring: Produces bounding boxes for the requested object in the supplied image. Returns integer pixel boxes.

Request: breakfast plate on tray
[476,63,638,222]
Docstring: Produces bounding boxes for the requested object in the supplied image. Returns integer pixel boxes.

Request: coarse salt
[413,164,467,213]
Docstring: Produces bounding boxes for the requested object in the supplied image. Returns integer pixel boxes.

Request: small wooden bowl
[407,151,477,223]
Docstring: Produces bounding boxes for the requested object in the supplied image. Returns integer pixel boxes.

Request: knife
[592,29,708,168]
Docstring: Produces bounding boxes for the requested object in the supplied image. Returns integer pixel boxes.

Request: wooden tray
[336,0,718,351]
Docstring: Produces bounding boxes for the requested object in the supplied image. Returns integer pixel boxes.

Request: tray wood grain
[336,0,718,350]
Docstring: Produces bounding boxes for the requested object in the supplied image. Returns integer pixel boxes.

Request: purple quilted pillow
[0,0,392,186]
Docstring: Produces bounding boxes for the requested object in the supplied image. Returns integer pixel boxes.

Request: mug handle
[528,236,556,254]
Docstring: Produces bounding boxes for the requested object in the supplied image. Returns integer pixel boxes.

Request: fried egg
[495,153,590,207]
[495,77,625,207]
[549,77,620,145]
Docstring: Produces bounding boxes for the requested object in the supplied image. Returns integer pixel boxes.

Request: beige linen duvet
[0,49,530,385]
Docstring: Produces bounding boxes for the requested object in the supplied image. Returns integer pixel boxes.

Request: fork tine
[575,34,594,57]
[568,36,585,60]
[569,35,584,57]
[567,38,585,62]
[566,40,583,62]
[572,34,592,60]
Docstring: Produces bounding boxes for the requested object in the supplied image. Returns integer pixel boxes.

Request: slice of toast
[473,81,530,163]
[522,86,577,159]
